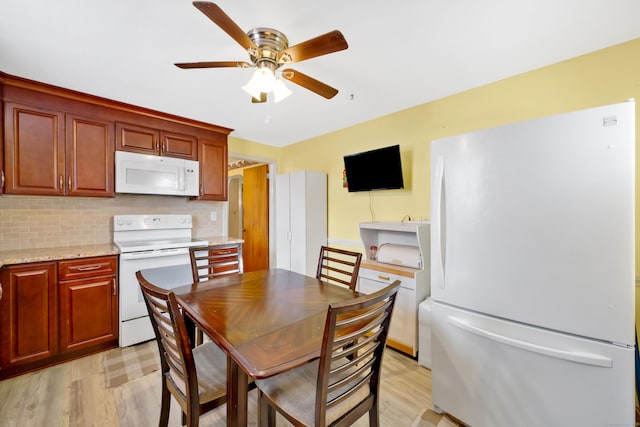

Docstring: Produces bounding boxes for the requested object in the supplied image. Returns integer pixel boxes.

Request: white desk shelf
[357,221,430,357]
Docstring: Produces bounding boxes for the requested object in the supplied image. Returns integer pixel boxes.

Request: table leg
[227,355,249,427]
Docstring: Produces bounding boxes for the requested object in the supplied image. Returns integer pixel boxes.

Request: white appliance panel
[431,302,635,427]
[431,101,635,346]
[115,151,199,196]
[119,248,191,322]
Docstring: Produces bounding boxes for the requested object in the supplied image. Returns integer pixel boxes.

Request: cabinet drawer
[209,245,239,257]
[209,246,240,273]
[58,256,118,281]
[359,267,415,290]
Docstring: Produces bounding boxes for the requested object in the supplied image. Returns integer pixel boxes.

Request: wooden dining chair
[316,246,363,291]
[189,244,243,345]
[136,271,228,427]
[255,280,401,427]
[189,243,243,282]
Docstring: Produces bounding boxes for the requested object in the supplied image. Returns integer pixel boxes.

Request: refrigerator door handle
[448,316,613,368]
[433,155,446,287]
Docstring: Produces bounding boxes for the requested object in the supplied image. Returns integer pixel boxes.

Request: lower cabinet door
[58,276,118,353]
[358,273,417,356]
[0,262,58,371]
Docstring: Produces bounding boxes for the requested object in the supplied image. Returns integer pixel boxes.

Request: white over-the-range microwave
[115,151,199,196]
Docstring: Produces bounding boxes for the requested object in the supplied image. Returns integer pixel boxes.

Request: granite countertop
[196,236,244,246]
[0,244,120,268]
[0,237,243,268]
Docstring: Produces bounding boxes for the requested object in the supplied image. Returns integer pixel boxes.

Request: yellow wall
[231,37,640,328]
[278,38,640,248]
[228,136,282,163]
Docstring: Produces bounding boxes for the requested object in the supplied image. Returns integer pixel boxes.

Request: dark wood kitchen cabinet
[1,71,231,200]
[0,256,119,380]
[0,262,58,375]
[116,121,198,160]
[196,136,228,200]
[0,101,4,195]
[58,256,119,354]
[3,102,114,196]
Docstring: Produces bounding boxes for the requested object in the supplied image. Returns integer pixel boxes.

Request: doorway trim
[226,152,278,269]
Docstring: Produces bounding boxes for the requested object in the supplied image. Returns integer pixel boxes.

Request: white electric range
[114,214,208,347]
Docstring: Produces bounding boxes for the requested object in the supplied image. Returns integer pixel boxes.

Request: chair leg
[258,389,276,427]
[181,411,187,426]
[368,400,380,427]
[186,407,199,427]
[159,379,171,427]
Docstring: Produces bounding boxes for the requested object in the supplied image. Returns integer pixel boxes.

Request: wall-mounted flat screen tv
[343,144,404,192]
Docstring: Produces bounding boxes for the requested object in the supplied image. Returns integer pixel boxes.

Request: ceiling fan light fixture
[241,73,263,100]
[272,79,292,103]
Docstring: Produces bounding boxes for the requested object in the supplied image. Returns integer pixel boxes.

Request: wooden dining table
[172,268,358,427]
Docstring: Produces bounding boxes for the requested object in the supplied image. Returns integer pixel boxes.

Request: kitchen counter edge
[0,244,120,268]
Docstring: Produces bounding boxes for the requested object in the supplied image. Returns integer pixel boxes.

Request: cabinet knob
[59,175,64,191]
[0,282,3,301]
[68,176,72,190]
[112,278,117,296]
[0,170,5,189]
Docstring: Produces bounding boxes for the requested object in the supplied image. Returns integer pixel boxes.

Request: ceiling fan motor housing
[246,27,290,69]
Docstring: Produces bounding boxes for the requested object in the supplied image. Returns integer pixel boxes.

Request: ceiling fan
[175,2,349,103]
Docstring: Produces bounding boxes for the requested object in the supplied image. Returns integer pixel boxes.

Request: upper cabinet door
[161,131,197,160]
[4,102,66,195]
[115,122,159,155]
[116,122,197,160]
[196,137,228,201]
[0,101,4,195]
[66,115,115,197]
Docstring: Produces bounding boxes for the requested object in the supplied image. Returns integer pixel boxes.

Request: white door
[275,173,292,270]
[430,101,635,345]
[431,302,635,427]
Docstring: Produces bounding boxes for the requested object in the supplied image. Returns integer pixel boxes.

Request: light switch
[210,211,217,221]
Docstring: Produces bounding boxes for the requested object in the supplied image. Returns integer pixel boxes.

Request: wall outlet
[210,211,217,221]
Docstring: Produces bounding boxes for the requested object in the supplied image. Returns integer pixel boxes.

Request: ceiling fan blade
[277,30,348,64]
[175,61,252,69]
[280,69,339,99]
[193,2,260,54]
[251,93,267,103]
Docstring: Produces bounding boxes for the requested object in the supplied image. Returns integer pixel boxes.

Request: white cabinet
[357,221,430,357]
[275,171,327,276]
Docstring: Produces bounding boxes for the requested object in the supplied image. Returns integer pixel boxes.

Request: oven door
[119,247,192,325]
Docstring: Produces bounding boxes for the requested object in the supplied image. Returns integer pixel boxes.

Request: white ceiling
[1,0,639,147]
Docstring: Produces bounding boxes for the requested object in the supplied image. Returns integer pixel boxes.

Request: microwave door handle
[178,167,185,191]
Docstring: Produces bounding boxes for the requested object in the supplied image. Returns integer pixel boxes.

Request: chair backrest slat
[190,244,243,283]
[316,246,363,291]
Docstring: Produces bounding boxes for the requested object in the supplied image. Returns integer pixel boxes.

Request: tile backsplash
[0,194,225,251]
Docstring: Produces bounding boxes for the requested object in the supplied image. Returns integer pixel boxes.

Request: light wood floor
[0,346,434,427]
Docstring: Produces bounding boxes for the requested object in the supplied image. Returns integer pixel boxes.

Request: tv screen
[343,145,404,192]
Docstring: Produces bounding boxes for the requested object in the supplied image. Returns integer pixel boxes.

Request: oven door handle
[120,247,190,260]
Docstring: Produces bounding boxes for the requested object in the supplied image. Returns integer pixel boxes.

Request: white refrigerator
[430,101,636,427]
